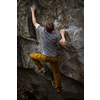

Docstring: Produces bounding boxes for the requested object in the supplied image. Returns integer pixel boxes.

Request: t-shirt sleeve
[56,33,62,41]
[37,25,44,35]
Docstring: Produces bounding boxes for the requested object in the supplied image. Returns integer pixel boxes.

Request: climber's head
[46,22,54,33]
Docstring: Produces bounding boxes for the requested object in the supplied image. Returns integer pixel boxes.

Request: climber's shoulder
[37,25,44,32]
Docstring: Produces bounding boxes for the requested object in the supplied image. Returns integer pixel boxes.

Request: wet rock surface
[17,0,84,99]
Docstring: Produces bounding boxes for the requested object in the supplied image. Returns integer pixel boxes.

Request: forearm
[31,9,39,29]
[59,30,66,46]
[32,11,36,25]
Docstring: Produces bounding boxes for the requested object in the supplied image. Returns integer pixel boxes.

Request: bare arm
[31,7,40,29]
[59,30,66,46]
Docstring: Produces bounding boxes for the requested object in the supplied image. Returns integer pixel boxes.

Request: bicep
[59,39,63,45]
[59,39,66,46]
[34,23,40,29]
[56,33,66,46]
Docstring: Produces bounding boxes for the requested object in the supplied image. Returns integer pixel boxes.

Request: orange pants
[30,53,62,89]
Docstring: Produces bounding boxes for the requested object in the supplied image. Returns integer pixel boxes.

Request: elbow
[62,42,66,46]
[59,40,66,46]
[33,22,36,25]
[63,44,66,46]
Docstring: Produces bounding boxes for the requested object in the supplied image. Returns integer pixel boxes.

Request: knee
[30,53,33,59]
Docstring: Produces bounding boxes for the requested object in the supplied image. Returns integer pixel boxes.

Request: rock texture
[17,67,84,100]
[17,0,84,100]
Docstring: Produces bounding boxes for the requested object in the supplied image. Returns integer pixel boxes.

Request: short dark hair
[46,22,54,33]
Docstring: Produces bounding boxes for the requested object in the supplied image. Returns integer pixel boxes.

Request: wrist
[32,11,35,13]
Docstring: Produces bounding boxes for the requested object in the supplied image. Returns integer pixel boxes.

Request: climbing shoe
[57,89,62,93]
[42,69,46,73]
[40,68,47,74]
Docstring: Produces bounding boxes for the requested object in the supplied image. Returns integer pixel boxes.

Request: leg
[50,57,62,90]
[30,53,46,69]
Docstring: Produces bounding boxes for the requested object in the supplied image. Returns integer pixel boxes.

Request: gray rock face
[17,0,84,100]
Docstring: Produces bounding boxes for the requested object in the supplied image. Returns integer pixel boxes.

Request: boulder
[17,0,84,100]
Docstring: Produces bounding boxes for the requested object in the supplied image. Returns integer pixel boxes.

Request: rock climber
[30,7,66,93]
